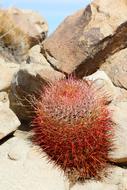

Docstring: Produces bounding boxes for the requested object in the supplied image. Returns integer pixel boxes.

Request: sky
[1,0,91,34]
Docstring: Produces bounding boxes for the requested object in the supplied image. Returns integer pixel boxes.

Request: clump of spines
[32,78,113,184]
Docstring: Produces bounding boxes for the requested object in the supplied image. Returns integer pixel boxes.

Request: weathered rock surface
[10,47,65,120]
[0,11,29,62]
[0,8,48,63]
[71,181,118,190]
[5,7,48,46]
[0,104,20,140]
[85,70,116,101]
[84,71,127,163]
[101,48,127,90]
[28,45,48,64]
[85,70,127,102]
[108,102,127,163]
[0,91,9,108]
[1,136,127,190]
[0,137,66,190]
[104,166,127,190]
[0,57,19,91]
[43,0,127,78]
[71,166,127,190]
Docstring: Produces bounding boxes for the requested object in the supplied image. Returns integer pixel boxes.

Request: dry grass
[0,11,30,59]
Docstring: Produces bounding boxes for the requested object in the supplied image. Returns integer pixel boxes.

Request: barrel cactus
[32,78,113,183]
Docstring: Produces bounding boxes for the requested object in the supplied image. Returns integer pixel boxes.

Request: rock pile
[0,1,127,189]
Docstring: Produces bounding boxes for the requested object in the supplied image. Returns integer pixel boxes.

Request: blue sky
[1,0,91,34]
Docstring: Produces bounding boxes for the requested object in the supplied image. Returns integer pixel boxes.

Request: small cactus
[32,78,113,183]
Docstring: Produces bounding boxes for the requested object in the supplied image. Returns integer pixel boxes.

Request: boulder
[0,104,20,140]
[0,91,9,108]
[0,137,66,190]
[1,136,127,190]
[5,7,48,46]
[0,57,19,91]
[104,166,127,190]
[101,48,127,90]
[0,8,48,63]
[85,70,127,103]
[84,71,127,163]
[10,48,65,120]
[43,0,127,77]
[71,166,127,190]
[108,102,127,163]
[71,181,118,190]
[28,45,48,64]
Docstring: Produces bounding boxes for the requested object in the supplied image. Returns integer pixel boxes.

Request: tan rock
[0,12,30,62]
[104,166,127,190]
[84,70,127,102]
[28,45,48,65]
[10,56,65,120]
[0,105,20,140]
[6,7,48,45]
[7,137,30,161]
[0,58,19,91]
[0,8,48,62]
[101,48,127,90]
[0,91,9,108]
[43,0,127,77]
[85,70,116,101]
[108,102,127,163]
[0,137,66,190]
[71,166,127,190]
[84,71,127,163]
[71,182,118,190]
[14,130,32,140]
[0,136,127,190]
